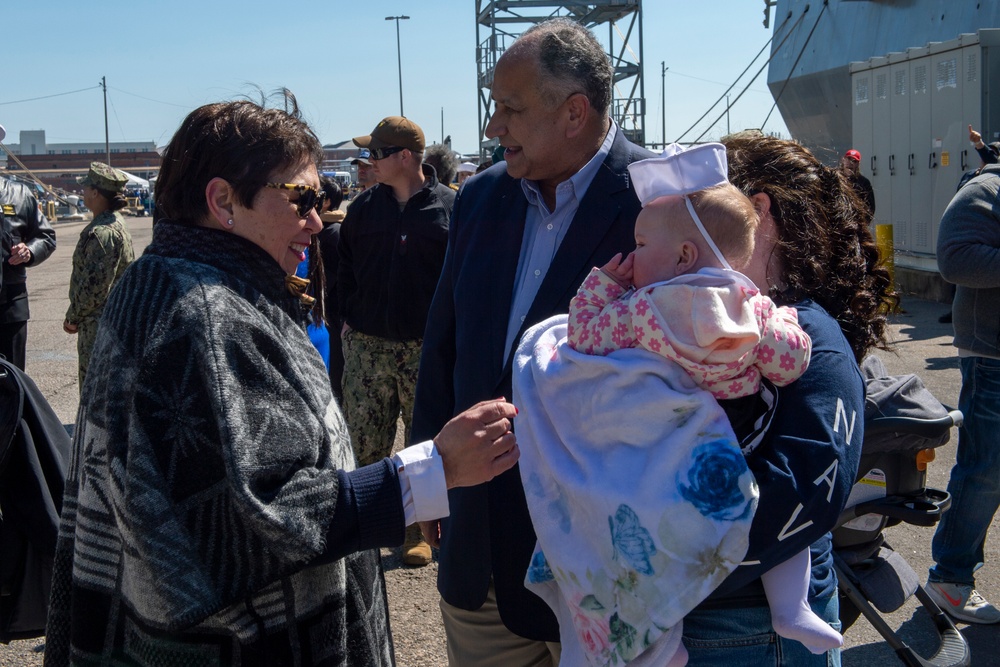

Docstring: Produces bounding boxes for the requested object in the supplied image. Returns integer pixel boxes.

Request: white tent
[118,169,149,189]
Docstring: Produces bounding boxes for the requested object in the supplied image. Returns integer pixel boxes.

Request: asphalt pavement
[5,215,1000,665]
[22,215,153,424]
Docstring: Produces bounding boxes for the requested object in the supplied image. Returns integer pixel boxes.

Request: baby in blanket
[515,143,842,667]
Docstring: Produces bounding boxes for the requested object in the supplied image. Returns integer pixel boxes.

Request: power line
[673,28,778,143]
[761,0,830,129]
[108,85,193,109]
[106,90,128,144]
[684,8,806,143]
[668,69,770,94]
[0,85,101,106]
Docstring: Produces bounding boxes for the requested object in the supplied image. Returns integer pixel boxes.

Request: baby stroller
[832,357,970,667]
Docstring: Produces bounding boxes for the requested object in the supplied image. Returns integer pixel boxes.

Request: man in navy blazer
[411,18,655,666]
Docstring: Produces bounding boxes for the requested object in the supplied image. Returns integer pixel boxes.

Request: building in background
[1,130,160,192]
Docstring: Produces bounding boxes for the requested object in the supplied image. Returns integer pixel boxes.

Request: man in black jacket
[0,177,56,370]
[840,149,876,222]
[338,116,454,566]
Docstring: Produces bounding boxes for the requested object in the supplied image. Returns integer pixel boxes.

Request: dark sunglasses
[265,183,326,218]
[368,145,407,161]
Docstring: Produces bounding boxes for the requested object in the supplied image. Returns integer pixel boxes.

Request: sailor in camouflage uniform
[63,162,135,390]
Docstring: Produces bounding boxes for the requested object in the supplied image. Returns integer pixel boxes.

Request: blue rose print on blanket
[678,441,754,521]
[527,550,555,584]
[512,316,759,667]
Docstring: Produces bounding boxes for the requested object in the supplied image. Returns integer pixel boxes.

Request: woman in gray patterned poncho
[44,94,520,667]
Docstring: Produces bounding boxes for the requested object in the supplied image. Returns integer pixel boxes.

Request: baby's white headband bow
[628,142,729,206]
[627,143,734,271]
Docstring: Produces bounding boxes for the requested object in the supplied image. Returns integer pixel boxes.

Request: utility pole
[661,62,667,150]
[385,15,410,116]
[102,76,110,165]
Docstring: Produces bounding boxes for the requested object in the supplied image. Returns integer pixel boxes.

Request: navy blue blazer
[411,129,654,641]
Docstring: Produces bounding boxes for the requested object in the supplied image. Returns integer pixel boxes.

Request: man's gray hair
[520,18,613,116]
[423,144,458,185]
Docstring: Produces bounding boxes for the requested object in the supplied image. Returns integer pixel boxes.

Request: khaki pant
[439,582,561,667]
[340,329,421,467]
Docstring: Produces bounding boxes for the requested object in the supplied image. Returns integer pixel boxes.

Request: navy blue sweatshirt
[698,300,865,608]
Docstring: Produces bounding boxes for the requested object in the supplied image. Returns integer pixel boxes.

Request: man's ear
[205,177,236,228]
[564,93,590,139]
[677,241,699,275]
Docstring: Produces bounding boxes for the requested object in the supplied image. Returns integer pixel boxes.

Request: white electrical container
[850,29,1000,273]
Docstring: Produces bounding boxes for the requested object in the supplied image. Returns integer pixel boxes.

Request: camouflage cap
[77,162,129,193]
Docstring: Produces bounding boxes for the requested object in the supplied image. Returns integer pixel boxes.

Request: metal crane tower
[475,0,645,161]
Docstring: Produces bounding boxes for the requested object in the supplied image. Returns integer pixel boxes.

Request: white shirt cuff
[393,440,449,525]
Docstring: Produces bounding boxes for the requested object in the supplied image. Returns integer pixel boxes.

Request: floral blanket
[513,315,758,666]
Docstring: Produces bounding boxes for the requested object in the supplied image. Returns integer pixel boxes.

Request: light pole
[661,62,667,150]
[102,76,110,165]
[385,15,410,116]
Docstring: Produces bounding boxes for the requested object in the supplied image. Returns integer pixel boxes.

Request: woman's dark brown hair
[723,131,898,361]
[155,90,326,317]
[94,187,128,212]
[155,90,324,225]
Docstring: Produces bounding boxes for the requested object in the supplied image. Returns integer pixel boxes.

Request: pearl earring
[225,218,234,228]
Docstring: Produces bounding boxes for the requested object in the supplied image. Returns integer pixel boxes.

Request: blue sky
[1,1,788,155]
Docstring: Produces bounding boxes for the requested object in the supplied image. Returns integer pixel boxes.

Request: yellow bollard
[875,224,894,291]
[46,200,57,221]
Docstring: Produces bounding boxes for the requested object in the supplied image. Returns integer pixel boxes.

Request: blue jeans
[682,592,841,666]
[930,355,1000,585]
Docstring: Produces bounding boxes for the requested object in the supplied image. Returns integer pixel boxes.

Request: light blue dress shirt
[503,122,619,358]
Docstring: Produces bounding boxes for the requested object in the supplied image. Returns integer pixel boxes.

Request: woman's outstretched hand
[435,398,520,489]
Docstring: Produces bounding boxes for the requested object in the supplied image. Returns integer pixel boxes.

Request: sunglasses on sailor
[265,183,326,218]
[368,145,407,161]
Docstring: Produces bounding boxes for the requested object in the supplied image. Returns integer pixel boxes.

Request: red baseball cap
[844,149,862,162]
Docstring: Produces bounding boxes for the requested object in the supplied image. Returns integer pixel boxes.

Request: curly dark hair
[723,132,897,361]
